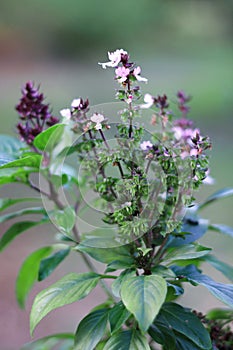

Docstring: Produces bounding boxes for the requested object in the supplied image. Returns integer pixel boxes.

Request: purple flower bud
[15,81,59,145]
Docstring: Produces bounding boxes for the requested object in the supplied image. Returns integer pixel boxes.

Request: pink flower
[133,66,148,83]
[115,66,130,83]
[99,49,128,69]
[90,113,105,130]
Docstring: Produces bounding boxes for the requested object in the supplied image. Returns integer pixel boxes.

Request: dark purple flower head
[15,81,59,144]
[154,94,169,111]
[177,90,191,117]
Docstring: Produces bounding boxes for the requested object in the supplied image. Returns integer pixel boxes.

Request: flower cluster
[99,49,147,104]
[16,81,59,144]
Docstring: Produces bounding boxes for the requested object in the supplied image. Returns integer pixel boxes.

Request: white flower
[133,66,148,82]
[90,113,105,124]
[203,174,215,185]
[60,108,71,120]
[98,49,127,69]
[71,98,81,108]
[95,123,102,130]
[140,140,153,151]
[140,93,154,109]
[91,113,105,130]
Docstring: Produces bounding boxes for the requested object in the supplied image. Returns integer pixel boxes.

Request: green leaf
[0,154,42,169]
[155,302,212,349]
[172,265,233,308]
[33,124,64,151]
[0,168,32,185]
[16,246,53,309]
[0,220,48,252]
[103,330,150,350]
[206,308,233,321]
[74,308,109,350]
[20,333,74,350]
[148,321,176,349]
[0,135,25,166]
[120,275,167,332]
[0,197,41,212]
[170,216,209,246]
[38,248,70,281]
[109,301,130,334]
[151,265,176,278]
[204,254,233,282]
[0,207,46,223]
[209,223,233,238]
[163,244,211,264]
[77,239,134,265]
[198,188,233,210]
[0,134,25,154]
[174,332,209,350]
[111,269,136,298]
[53,207,76,234]
[30,272,101,335]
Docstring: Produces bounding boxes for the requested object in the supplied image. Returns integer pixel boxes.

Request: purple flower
[177,90,191,117]
[16,81,59,144]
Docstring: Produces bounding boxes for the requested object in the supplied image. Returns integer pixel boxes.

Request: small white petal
[60,108,71,120]
[95,123,102,130]
[90,113,105,123]
[71,98,81,108]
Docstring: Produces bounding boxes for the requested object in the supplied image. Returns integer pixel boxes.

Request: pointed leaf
[156,302,212,349]
[109,301,130,334]
[33,124,64,151]
[103,330,150,350]
[121,275,167,332]
[30,272,101,335]
[204,255,233,282]
[77,239,134,265]
[0,197,41,212]
[16,246,53,308]
[149,321,176,349]
[170,216,209,246]
[53,207,76,234]
[172,265,233,308]
[74,308,109,350]
[198,188,233,210]
[209,223,233,238]
[0,207,46,223]
[20,333,74,350]
[111,269,136,298]
[0,220,48,252]
[0,154,42,169]
[164,244,211,264]
[38,248,70,281]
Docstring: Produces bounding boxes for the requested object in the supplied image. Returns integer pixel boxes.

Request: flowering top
[99,49,147,95]
[16,81,59,144]
[98,49,128,69]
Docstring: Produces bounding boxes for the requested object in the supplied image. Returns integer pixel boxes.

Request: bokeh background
[0,1,232,349]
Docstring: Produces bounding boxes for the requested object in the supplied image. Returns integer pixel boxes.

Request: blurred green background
[0,0,233,349]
